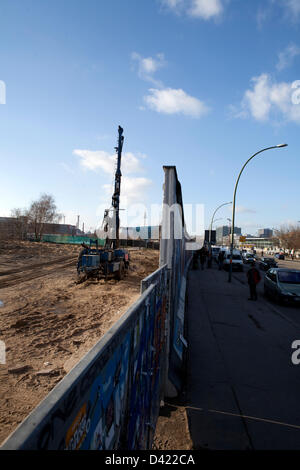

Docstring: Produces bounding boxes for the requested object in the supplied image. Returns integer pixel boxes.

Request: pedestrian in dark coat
[247,261,261,300]
[218,250,224,270]
[199,247,207,270]
[192,251,199,269]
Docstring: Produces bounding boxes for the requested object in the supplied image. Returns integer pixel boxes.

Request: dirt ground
[0,241,159,445]
[153,401,193,450]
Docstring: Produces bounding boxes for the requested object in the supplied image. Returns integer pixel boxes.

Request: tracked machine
[77,126,129,281]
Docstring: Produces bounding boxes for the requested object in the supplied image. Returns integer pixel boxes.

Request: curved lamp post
[208,202,232,268]
[228,144,288,282]
[209,202,232,246]
[212,217,224,226]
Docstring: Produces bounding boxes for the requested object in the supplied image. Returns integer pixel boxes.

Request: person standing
[207,249,212,269]
[218,250,224,270]
[199,247,207,271]
[192,250,199,269]
[247,261,261,301]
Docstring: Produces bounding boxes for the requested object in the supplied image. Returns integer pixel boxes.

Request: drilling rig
[77,126,129,281]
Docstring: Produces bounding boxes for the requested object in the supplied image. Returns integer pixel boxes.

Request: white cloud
[271,0,300,21]
[276,43,300,71]
[256,6,270,29]
[73,149,145,175]
[131,52,166,86]
[227,103,248,120]
[188,0,224,19]
[232,73,300,124]
[132,53,210,118]
[256,1,300,27]
[236,206,257,214]
[244,74,272,121]
[284,0,300,18]
[144,87,210,117]
[163,0,183,7]
[161,0,184,14]
[161,0,225,19]
[73,149,152,207]
[104,176,152,205]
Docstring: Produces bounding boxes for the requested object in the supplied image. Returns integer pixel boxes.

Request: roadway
[185,259,300,449]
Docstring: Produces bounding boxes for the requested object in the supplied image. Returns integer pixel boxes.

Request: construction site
[0,240,159,445]
[0,124,193,451]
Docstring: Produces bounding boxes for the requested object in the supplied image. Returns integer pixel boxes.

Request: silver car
[243,252,256,264]
[264,268,300,304]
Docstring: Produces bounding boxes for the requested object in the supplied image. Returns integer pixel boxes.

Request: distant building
[258,228,273,238]
[42,223,80,235]
[242,237,279,250]
[119,226,160,240]
[216,225,241,244]
[0,216,80,240]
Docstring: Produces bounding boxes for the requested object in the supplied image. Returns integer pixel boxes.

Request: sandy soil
[153,402,193,450]
[0,241,159,445]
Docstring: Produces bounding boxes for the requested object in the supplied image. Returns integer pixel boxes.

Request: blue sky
[0,0,300,236]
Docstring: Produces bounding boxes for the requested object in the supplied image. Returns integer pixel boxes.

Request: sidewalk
[185,263,300,450]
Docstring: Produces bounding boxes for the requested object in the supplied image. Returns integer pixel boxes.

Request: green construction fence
[41,234,106,246]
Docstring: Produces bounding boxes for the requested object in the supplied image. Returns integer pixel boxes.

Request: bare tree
[274,225,300,252]
[27,194,60,241]
[10,208,29,240]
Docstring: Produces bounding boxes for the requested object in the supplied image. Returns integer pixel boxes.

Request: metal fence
[41,235,159,250]
[41,234,106,245]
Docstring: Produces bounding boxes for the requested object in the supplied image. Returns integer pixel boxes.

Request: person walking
[192,250,199,269]
[207,249,212,269]
[247,261,261,301]
[218,250,224,270]
[199,247,207,271]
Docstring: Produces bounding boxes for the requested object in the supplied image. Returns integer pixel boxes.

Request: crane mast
[77,125,129,282]
[110,125,124,249]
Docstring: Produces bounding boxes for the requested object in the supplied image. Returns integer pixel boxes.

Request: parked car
[264,268,300,304]
[243,252,256,264]
[275,252,285,260]
[259,257,278,271]
[223,250,243,271]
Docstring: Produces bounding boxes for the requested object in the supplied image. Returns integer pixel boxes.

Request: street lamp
[228,144,288,282]
[208,202,232,268]
[209,202,232,245]
[226,218,232,246]
[212,217,224,225]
